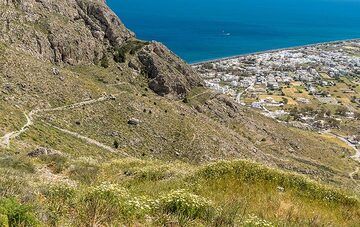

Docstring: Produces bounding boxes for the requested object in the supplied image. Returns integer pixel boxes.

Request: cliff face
[0,0,133,65]
[135,42,203,99]
[0,0,201,98]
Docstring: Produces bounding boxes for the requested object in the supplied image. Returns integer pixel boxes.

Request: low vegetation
[0,158,358,226]
[113,39,149,63]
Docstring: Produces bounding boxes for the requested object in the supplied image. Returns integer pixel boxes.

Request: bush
[78,183,128,225]
[39,154,68,174]
[0,198,38,227]
[213,201,243,227]
[113,48,126,63]
[134,166,173,181]
[69,161,99,184]
[336,106,348,116]
[243,214,273,227]
[195,161,359,206]
[43,184,76,225]
[78,182,153,225]
[159,189,215,222]
[0,172,31,198]
[0,214,9,227]
[113,40,149,63]
[0,156,35,173]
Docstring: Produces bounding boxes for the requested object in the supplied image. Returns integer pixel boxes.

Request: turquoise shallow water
[107,0,360,63]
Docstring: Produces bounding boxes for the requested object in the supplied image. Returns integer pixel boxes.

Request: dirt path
[0,110,36,149]
[322,131,360,184]
[0,95,115,149]
[44,122,129,157]
[329,132,360,162]
[349,167,359,182]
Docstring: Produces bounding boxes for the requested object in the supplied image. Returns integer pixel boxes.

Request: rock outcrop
[0,0,201,98]
[136,42,203,99]
[0,0,134,65]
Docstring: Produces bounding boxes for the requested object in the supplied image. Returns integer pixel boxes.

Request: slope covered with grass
[0,1,359,226]
[0,158,358,226]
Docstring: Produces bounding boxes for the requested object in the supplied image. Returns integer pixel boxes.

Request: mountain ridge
[0,1,359,225]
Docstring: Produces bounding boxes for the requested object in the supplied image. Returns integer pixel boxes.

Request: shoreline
[190,38,360,66]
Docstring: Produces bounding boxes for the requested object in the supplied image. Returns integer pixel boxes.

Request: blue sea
[107,0,360,63]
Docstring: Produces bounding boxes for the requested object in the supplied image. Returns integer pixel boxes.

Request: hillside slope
[0,0,359,225]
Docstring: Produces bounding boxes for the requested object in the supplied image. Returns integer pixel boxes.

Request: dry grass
[0,158,358,226]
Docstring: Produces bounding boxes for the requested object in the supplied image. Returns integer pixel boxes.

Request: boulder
[277,186,285,192]
[128,118,141,125]
[52,68,60,75]
[27,147,61,157]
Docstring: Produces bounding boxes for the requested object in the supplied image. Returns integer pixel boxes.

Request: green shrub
[113,47,126,63]
[113,40,149,63]
[195,161,359,206]
[78,182,127,225]
[159,189,215,222]
[134,166,173,181]
[69,161,99,184]
[0,214,9,227]
[0,156,35,173]
[43,184,76,225]
[213,201,243,227]
[0,173,30,198]
[39,154,68,174]
[0,198,38,227]
[78,182,153,225]
[243,214,273,227]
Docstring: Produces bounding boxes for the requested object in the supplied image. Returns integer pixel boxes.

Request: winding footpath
[0,95,129,157]
[328,132,360,162]
[43,122,129,157]
[0,110,36,149]
[322,131,360,183]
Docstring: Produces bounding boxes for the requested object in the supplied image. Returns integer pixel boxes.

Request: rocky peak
[135,42,203,99]
[0,0,134,65]
[0,0,203,99]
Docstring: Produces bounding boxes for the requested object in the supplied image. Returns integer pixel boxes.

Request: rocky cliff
[0,0,201,98]
[0,0,133,64]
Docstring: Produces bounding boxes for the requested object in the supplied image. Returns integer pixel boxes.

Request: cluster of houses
[195,40,360,101]
[194,40,360,135]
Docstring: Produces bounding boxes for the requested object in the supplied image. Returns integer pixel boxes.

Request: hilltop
[0,0,359,226]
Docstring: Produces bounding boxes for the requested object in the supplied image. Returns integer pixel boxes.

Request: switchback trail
[349,167,359,182]
[44,122,129,157]
[322,131,360,185]
[329,132,360,162]
[0,95,117,149]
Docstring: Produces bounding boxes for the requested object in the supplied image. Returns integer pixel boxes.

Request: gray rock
[52,68,60,75]
[277,186,285,192]
[0,0,134,65]
[136,42,203,99]
[128,118,141,125]
[108,131,119,137]
[27,147,62,157]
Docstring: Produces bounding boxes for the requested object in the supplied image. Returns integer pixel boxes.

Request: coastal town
[194,40,360,154]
